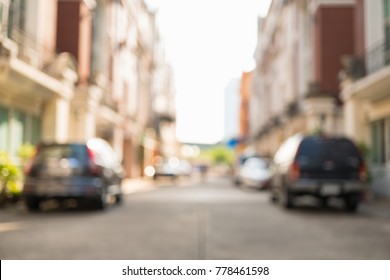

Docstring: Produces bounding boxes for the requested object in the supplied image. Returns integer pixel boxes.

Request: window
[7,0,25,38]
[30,116,41,145]
[11,109,26,156]
[384,0,390,64]
[0,0,10,31]
[0,105,9,151]
[371,119,387,164]
[0,106,41,156]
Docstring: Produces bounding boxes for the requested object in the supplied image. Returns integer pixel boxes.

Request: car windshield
[298,138,361,162]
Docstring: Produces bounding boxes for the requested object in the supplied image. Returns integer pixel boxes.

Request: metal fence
[365,41,390,75]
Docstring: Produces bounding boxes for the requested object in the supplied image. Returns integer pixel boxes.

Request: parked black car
[270,134,367,211]
[23,138,124,211]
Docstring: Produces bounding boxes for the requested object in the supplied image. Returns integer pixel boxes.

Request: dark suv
[23,138,124,211]
[270,134,367,211]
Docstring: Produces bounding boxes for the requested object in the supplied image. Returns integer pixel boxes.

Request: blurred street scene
[1,0,390,260]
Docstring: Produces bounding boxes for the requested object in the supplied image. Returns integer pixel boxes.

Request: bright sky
[146,0,271,144]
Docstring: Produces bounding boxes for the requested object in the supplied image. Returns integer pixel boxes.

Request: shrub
[0,151,22,206]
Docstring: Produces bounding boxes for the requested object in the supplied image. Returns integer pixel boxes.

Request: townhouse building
[0,0,176,178]
[0,0,77,162]
[252,0,355,157]
[341,0,390,196]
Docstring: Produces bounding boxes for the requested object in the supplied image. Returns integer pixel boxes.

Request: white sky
[146,0,272,144]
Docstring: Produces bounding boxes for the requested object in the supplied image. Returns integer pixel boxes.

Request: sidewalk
[360,196,390,218]
[121,177,158,195]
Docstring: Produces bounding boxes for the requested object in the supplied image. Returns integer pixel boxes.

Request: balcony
[1,26,63,79]
[0,26,77,111]
[342,41,390,81]
[365,41,390,75]
[341,40,390,102]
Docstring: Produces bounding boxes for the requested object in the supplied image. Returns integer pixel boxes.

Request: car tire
[281,188,294,209]
[344,195,359,212]
[26,197,41,212]
[270,193,278,203]
[320,197,329,208]
[115,193,122,205]
[95,193,107,210]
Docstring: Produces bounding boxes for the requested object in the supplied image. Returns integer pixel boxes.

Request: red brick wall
[56,1,92,85]
[355,0,365,56]
[56,2,80,60]
[313,6,355,93]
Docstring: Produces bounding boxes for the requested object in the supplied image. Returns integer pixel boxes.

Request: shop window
[0,106,41,157]
[371,119,390,165]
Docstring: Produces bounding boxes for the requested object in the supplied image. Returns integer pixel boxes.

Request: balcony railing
[345,41,390,81]
[1,25,60,79]
[365,41,390,75]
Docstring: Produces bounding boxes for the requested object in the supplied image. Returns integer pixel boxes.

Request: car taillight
[359,163,368,182]
[87,147,100,176]
[289,161,300,181]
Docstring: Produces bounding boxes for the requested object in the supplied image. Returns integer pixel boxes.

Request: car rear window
[36,144,88,161]
[297,138,361,162]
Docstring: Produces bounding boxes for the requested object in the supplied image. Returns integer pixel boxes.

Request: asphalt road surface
[1,176,390,259]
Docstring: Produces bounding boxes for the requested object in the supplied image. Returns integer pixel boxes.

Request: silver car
[238,157,272,190]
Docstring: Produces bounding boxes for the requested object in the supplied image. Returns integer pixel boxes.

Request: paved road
[0,177,390,259]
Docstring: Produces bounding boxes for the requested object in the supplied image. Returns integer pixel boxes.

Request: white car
[238,157,272,190]
[145,156,180,180]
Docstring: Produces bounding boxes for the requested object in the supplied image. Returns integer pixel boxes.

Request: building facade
[341,0,390,196]
[0,0,77,162]
[0,0,176,179]
[252,0,355,157]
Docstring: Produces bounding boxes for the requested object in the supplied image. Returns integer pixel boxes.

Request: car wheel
[344,195,359,212]
[115,193,122,205]
[95,193,107,210]
[269,186,278,203]
[26,197,41,212]
[270,193,278,203]
[320,197,329,208]
[281,188,294,209]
